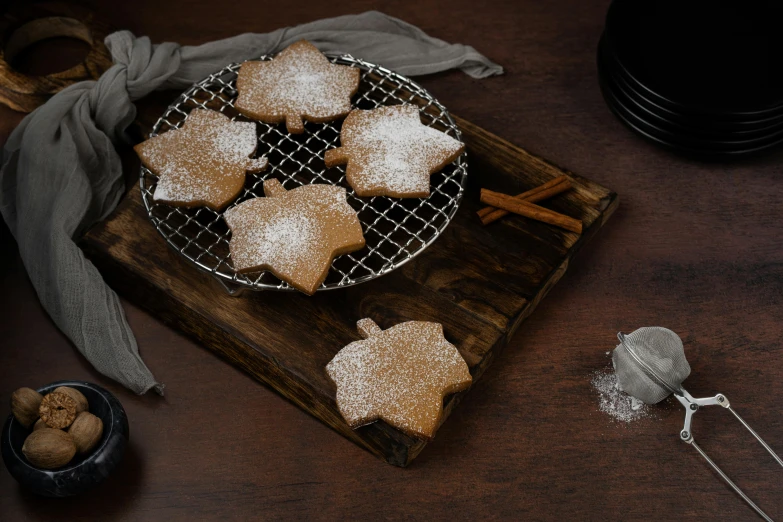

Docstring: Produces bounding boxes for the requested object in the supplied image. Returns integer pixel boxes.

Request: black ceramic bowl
[1,380,129,497]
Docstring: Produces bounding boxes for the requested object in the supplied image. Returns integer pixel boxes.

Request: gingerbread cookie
[326,318,472,440]
[324,104,465,198]
[235,40,360,134]
[223,179,365,295]
[135,109,267,210]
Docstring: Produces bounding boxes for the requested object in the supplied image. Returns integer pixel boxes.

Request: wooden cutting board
[80,101,617,466]
[0,5,618,467]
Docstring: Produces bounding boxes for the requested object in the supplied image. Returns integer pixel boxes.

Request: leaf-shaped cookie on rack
[326,318,472,440]
[134,109,267,211]
[324,104,465,198]
[235,40,360,134]
[223,179,365,295]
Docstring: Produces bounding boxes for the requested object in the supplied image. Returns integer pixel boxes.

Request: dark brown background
[2,0,782,520]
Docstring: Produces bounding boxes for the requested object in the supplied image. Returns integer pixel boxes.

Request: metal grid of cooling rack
[139,53,468,293]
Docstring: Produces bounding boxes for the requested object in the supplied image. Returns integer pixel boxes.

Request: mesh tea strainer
[613,327,783,521]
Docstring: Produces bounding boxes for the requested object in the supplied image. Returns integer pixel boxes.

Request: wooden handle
[0,4,113,113]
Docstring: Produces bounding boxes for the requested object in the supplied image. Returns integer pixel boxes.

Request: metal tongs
[674,389,783,522]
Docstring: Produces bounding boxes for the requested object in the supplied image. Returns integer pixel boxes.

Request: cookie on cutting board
[326,318,472,440]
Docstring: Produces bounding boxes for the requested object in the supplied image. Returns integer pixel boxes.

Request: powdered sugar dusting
[236,40,358,127]
[326,320,472,439]
[137,109,265,209]
[337,104,464,196]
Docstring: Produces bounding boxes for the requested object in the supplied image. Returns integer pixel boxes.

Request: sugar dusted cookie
[324,104,465,198]
[326,318,472,440]
[135,109,267,210]
[223,179,365,295]
[235,40,360,134]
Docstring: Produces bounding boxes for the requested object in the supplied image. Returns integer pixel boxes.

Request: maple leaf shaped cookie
[235,40,360,134]
[223,179,365,295]
[324,104,465,198]
[326,318,472,440]
[135,109,267,210]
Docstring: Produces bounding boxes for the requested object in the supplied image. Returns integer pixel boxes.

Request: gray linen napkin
[0,11,502,395]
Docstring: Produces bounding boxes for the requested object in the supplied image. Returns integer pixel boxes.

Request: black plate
[599,57,783,158]
[603,36,783,125]
[605,0,783,117]
[600,81,783,159]
[599,36,783,134]
[602,79,783,154]
[598,38,783,140]
[598,49,783,151]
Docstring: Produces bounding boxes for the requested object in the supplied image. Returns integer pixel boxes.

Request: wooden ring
[0,6,113,113]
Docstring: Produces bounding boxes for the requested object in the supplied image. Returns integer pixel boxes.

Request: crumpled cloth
[0,11,502,395]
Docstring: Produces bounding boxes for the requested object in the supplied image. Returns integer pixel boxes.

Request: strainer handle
[680,391,783,469]
[677,390,781,521]
[726,404,783,469]
[688,439,774,522]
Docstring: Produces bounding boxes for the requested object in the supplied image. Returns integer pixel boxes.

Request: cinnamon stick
[479,189,582,234]
[478,176,571,225]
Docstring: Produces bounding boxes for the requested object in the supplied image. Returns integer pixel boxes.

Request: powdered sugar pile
[591,366,652,423]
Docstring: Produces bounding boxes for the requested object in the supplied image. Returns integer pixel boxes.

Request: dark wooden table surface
[2,0,782,519]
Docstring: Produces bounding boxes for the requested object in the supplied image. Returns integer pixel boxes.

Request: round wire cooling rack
[139,53,468,293]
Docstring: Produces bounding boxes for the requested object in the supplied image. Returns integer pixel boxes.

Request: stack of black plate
[598,0,783,158]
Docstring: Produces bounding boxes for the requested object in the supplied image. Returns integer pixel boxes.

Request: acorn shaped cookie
[326,318,472,440]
